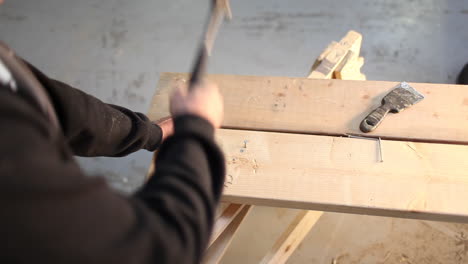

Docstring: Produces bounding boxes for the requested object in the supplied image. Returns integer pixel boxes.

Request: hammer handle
[188,45,208,90]
[188,0,217,91]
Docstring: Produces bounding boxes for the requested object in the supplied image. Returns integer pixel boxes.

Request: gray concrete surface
[1,1,468,263]
[1,0,467,192]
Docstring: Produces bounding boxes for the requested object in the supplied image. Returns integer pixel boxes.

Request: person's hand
[170,79,224,128]
[155,117,174,141]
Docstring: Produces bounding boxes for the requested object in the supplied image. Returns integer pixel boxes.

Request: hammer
[188,0,232,90]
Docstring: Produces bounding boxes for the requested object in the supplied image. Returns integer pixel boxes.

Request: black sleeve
[25,62,163,157]
[135,115,226,262]
[0,87,225,264]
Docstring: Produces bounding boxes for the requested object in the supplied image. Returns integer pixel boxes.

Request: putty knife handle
[360,105,391,133]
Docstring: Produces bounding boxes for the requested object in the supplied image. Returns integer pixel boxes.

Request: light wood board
[150,73,468,145]
[218,128,468,222]
[258,39,355,263]
[258,38,363,263]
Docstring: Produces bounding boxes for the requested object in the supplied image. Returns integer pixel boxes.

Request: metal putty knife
[360,82,425,133]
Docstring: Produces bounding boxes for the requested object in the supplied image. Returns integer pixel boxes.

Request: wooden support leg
[259,211,323,264]
[202,205,253,264]
[209,203,245,247]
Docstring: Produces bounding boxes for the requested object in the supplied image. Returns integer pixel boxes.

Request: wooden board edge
[222,196,468,223]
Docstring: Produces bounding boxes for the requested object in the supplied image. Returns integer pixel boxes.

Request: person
[0,42,225,263]
[457,63,468,85]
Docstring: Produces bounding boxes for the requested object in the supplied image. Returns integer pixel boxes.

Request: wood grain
[218,128,468,222]
[150,73,468,144]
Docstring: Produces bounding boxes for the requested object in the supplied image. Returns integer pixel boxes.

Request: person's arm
[134,114,225,262]
[0,79,225,263]
[25,62,169,157]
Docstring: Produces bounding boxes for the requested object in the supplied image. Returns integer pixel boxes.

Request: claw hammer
[188,0,232,90]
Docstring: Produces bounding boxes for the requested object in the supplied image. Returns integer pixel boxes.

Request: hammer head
[205,0,232,55]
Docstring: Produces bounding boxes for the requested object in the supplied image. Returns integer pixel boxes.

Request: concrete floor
[1,0,467,263]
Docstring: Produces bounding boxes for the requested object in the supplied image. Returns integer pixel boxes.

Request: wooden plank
[218,128,468,223]
[150,73,468,145]
[209,31,360,260]
[203,30,361,262]
[259,211,324,264]
[209,203,244,247]
[202,205,252,264]
[260,39,357,263]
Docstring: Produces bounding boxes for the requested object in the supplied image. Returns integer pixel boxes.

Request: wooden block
[335,53,366,80]
[309,41,339,74]
[150,73,468,145]
[218,128,468,223]
[308,31,362,79]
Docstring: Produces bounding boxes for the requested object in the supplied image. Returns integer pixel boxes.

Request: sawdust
[227,157,259,172]
[225,156,261,187]
[287,214,468,264]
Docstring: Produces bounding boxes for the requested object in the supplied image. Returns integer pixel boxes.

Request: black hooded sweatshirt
[0,62,225,264]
